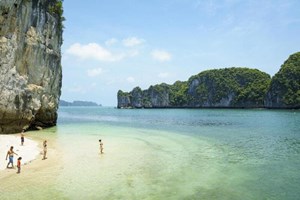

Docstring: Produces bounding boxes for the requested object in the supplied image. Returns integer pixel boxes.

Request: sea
[1,107,300,200]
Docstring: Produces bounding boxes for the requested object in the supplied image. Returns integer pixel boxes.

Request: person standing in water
[42,140,47,160]
[17,157,22,174]
[6,146,18,168]
[20,129,25,146]
[99,139,104,154]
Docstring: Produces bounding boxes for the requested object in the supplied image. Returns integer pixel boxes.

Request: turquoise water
[2,107,300,199]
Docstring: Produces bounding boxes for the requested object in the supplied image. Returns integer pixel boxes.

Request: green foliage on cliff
[188,68,271,106]
[48,0,65,29]
[118,68,271,108]
[117,90,130,97]
[142,83,171,107]
[169,81,189,106]
[269,52,300,106]
[117,53,300,108]
[149,83,171,96]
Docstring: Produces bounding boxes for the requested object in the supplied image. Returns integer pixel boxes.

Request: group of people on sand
[3,130,104,174]
[3,129,48,174]
[6,146,21,173]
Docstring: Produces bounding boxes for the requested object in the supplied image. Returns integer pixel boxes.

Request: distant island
[118,52,300,109]
[60,100,101,107]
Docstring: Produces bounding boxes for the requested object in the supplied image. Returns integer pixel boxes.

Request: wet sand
[0,132,62,198]
[0,134,40,171]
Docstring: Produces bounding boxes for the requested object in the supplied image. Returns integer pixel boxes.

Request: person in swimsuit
[99,139,104,154]
[42,140,47,160]
[17,157,22,174]
[6,146,18,168]
[21,129,25,146]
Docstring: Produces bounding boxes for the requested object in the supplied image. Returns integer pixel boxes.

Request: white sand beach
[0,134,40,170]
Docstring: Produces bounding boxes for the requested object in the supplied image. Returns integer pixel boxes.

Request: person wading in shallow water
[99,139,104,154]
[6,146,18,168]
[42,140,47,160]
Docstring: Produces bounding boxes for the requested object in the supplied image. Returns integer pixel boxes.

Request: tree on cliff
[187,68,271,107]
[48,0,65,29]
[117,52,300,109]
[169,81,188,106]
[266,52,300,108]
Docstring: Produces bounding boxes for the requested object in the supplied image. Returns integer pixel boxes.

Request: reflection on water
[1,107,300,199]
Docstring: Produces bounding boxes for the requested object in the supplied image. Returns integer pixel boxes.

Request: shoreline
[0,131,62,197]
[117,106,300,109]
[0,134,40,171]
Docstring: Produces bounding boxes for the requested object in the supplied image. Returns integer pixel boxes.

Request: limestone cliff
[118,84,172,108]
[117,68,271,108]
[117,90,131,108]
[265,52,300,108]
[0,0,63,133]
[187,68,271,108]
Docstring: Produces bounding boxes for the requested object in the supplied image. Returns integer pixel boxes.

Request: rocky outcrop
[117,90,131,108]
[130,87,143,108]
[265,52,300,108]
[117,84,172,108]
[118,54,300,109]
[0,0,63,133]
[117,68,271,108]
[144,84,170,108]
[187,68,271,108]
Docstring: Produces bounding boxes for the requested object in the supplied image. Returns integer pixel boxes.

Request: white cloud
[126,76,135,83]
[128,50,139,57]
[66,43,124,62]
[105,38,118,46]
[151,50,172,62]
[158,72,170,78]
[87,68,102,77]
[122,37,145,47]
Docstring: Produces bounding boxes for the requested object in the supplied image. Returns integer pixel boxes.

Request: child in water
[17,157,22,174]
[42,140,47,160]
[99,139,104,154]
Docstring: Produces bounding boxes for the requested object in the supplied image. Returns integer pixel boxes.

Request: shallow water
[1,107,300,199]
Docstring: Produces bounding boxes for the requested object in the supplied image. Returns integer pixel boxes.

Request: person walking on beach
[17,157,22,174]
[20,129,25,146]
[6,146,18,168]
[42,140,47,160]
[99,139,104,154]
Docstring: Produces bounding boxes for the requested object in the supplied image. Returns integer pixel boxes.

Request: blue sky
[61,0,300,106]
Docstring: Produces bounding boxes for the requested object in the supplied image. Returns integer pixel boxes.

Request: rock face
[118,84,172,108]
[117,90,132,108]
[117,68,271,108]
[265,52,300,108]
[187,68,271,108]
[118,84,170,108]
[0,0,63,133]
